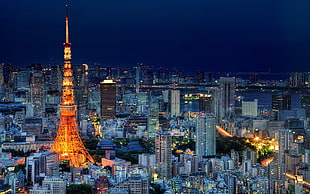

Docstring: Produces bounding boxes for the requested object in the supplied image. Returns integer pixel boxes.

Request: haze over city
[2,0,310,72]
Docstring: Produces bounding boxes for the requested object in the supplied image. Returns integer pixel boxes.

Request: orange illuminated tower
[52,5,94,167]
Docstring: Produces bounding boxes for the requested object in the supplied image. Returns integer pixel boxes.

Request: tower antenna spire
[65,4,70,44]
[52,4,94,167]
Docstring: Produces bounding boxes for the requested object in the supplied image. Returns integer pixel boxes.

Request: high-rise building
[51,5,94,167]
[147,102,159,138]
[278,128,293,164]
[169,90,180,117]
[195,113,216,157]
[100,80,116,119]
[30,70,46,117]
[242,99,258,117]
[135,64,142,93]
[268,163,285,193]
[272,95,291,112]
[26,152,56,185]
[137,92,149,115]
[50,65,63,92]
[219,77,235,119]
[73,64,89,110]
[155,131,172,180]
[199,95,213,113]
[17,70,30,90]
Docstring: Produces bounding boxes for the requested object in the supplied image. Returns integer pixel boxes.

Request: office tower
[155,131,172,180]
[135,64,142,93]
[26,153,49,185]
[213,88,222,124]
[17,70,30,90]
[42,177,66,194]
[199,95,213,113]
[242,99,258,117]
[278,129,293,164]
[170,90,180,117]
[219,77,236,119]
[272,95,291,112]
[148,102,159,138]
[73,64,88,109]
[52,6,94,167]
[137,92,149,115]
[30,70,46,117]
[50,64,63,92]
[100,80,116,119]
[196,113,216,157]
[268,163,285,193]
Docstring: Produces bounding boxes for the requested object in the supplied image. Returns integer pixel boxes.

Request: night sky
[1,0,310,72]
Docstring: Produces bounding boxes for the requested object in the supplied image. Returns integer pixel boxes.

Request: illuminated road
[261,157,274,167]
[216,126,233,137]
[286,173,310,187]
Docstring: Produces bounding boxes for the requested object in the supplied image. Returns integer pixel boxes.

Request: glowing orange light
[51,6,94,168]
[216,126,233,137]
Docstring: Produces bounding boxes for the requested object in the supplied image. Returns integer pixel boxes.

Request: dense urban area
[0,62,309,193]
[1,3,310,193]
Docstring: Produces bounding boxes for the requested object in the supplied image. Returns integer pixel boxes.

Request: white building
[242,99,258,117]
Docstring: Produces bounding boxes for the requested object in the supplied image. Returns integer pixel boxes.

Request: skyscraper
[169,90,180,117]
[219,77,235,119]
[272,95,291,112]
[147,102,159,138]
[100,80,116,119]
[52,5,94,167]
[155,131,172,180]
[30,69,46,118]
[278,128,293,164]
[195,113,216,157]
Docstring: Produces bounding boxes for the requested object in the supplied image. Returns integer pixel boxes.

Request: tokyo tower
[52,5,94,167]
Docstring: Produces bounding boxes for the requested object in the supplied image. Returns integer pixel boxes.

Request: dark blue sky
[1,0,310,72]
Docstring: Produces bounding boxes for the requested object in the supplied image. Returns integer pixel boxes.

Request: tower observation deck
[51,5,94,167]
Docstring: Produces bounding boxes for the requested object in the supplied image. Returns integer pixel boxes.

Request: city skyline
[1,1,310,72]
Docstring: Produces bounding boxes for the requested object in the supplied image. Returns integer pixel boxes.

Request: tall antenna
[65,4,70,44]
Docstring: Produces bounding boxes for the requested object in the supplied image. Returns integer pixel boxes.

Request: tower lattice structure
[52,6,94,167]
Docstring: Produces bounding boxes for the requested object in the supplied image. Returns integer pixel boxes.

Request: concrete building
[169,90,180,117]
[155,131,172,180]
[242,99,258,117]
[196,113,216,157]
[100,80,116,119]
[219,77,235,119]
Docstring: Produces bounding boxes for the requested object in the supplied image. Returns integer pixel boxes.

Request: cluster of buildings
[1,60,310,193]
[2,6,310,194]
